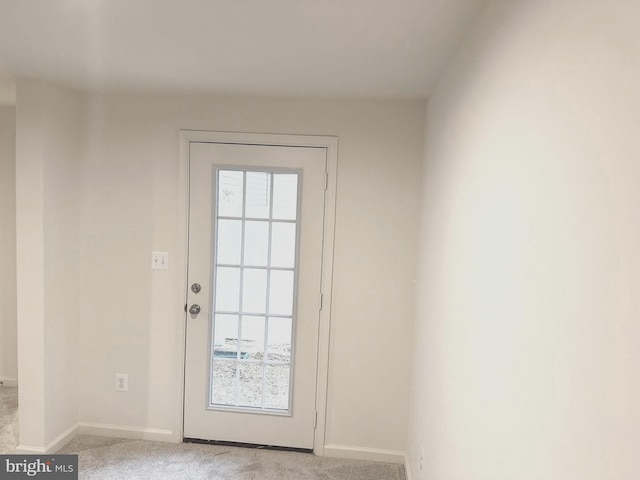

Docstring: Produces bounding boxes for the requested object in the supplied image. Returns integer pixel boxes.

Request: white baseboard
[14,444,47,454]
[323,444,406,464]
[0,378,18,387]
[405,454,414,480]
[47,423,80,452]
[77,422,176,443]
[16,423,79,454]
[15,423,176,454]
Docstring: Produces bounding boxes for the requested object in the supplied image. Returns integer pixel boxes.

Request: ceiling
[0,0,486,103]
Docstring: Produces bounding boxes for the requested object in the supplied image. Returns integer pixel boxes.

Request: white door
[183,141,327,449]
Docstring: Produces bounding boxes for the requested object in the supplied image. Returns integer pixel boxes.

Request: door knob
[191,283,201,294]
[189,304,201,315]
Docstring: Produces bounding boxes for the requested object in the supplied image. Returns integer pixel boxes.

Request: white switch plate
[151,251,169,270]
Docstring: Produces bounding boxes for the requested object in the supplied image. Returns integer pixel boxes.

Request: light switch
[151,251,169,270]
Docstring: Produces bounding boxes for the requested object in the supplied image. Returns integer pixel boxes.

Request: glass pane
[272,174,298,220]
[210,168,300,414]
[215,267,240,312]
[264,364,290,410]
[216,219,242,264]
[269,270,294,315]
[271,222,296,268]
[242,268,267,313]
[213,314,239,360]
[244,221,269,266]
[245,172,271,219]
[211,361,236,406]
[218,170,244,217]
[238,363,263,408]
[241,316,265,360]
[267,317,292,362]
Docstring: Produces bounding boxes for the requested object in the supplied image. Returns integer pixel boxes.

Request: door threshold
[183,437,313,454]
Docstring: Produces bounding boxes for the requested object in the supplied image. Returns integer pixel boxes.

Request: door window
[211,169,299,413]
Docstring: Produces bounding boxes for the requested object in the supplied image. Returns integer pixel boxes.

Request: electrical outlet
[115,373,128,392]
[151,251,169,270]
[420,444,424,471]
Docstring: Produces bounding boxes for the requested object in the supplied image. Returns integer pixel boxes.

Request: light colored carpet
[58,435,406,480]
[0,386,18,454]
[1,388,404,479]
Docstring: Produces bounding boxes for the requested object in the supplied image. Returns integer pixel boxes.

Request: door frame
[176,130,338,455]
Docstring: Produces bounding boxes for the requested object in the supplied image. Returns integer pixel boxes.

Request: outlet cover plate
[151,251,169,270]
[116,373,128,392]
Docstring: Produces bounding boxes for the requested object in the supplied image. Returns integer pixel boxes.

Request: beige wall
[76,94,424,455]
[16,80,81,448]
[408,1,640,478]
[0,106,17,385]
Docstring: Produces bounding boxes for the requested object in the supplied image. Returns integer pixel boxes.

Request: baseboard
[15,423,79,454]
[405,453,414,480]
[47,423,80,452]
[14,444,47,454]
[0,378,18,387]
[323,444,406,464]
[77,422,176,443]
[15,423,176,454]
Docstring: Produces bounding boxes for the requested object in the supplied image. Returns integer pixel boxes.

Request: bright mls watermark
[0,455,77,479]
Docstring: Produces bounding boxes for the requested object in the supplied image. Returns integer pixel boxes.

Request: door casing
[176,130,338,455]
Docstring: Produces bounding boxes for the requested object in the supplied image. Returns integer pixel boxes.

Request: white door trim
[176,130,338,455]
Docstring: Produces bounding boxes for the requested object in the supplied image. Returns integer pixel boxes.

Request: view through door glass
[211,169,300,412]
